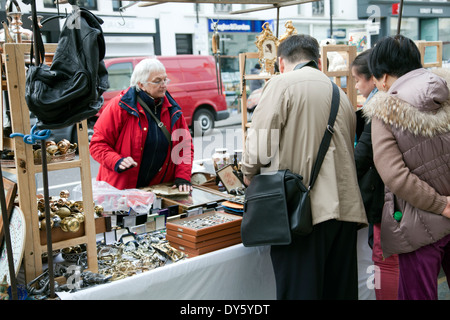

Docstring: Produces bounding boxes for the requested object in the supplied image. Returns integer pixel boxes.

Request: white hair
[130,58,166,88]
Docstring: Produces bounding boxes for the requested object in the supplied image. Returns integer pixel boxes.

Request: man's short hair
[368,35,422,80]
[277,34,320,65]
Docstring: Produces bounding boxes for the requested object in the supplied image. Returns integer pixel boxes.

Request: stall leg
[0,166,18,300]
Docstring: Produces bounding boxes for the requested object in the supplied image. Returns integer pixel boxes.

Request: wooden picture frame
[0,177,18,247]
[216,165,245,194]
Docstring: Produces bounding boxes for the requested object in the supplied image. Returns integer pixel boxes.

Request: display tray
[39,216,112,245]
[166,225,241,243]
[1,150,76,167]
[169,236,242,257]
[143,184,232,213]
[166,232,241,249]
[165,211,242,237]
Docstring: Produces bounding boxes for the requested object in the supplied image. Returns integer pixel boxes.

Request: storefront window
[112,0,122,12]
[312,0,325,16]
[43,0,56,8]
[439,18,450,61]
[176,34,193,54]
[214,4,231,13]
[390,17,419,40]
[78,0,97,11]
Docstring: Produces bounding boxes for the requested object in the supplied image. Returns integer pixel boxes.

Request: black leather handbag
[241,81,340,247]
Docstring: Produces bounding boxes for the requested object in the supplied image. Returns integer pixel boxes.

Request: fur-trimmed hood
[363,68,450,137]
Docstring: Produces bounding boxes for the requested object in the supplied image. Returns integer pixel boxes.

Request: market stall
[2,0,445,301]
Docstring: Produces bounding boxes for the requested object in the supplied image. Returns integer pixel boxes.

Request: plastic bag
[72,181,155,214]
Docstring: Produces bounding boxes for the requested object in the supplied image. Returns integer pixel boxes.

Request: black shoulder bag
[241,81,340,247]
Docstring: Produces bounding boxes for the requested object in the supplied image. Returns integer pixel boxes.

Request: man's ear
[278,57,285,73]
[318,58,322,71]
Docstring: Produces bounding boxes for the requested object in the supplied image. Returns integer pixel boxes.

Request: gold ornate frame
[255,22,279,74]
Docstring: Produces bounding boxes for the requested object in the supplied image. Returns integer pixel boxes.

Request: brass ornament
[255,22,279,75]
[60,217,81,233]
[57,139,71,154]
[60,190,70,198]
[94,205,104,216]
[279,21,298,44]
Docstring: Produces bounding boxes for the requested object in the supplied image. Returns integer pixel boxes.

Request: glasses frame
[143,78,171,86]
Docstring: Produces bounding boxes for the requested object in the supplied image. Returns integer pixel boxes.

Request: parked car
[101,55,229,132]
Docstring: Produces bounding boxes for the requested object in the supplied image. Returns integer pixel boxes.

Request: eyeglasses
[143,78,171,86]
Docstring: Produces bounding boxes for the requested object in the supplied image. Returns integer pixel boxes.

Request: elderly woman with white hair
[90,58,194,191]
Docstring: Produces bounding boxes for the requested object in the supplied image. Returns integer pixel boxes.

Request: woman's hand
[118,156,137,171]
[172,178,193,192]
[442,196,450,219]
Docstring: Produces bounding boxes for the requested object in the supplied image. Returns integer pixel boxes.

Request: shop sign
[328,28,346,39]
[419,7,444,14]
[208,19,275,33]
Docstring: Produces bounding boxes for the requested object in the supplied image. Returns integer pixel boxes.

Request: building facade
[1,0,449,91]
[358,0,450,62]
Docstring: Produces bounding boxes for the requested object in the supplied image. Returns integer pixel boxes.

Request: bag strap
[308,81,340,190]
[29,0,46,66]
[137,96,172,147]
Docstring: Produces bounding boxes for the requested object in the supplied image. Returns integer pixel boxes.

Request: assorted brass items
[37,190,102,233]
[34,139,77,164]
[0,139,77,168]
[255,22,279,75]
[211,19,223,95]
[278,20,298,44]
[255,20,298,75]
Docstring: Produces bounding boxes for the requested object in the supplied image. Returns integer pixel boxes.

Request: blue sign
[208,19,275,33]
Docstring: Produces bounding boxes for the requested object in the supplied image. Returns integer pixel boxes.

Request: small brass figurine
[279,21,297,44]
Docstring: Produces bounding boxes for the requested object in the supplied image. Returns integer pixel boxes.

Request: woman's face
[140,70,168,99]
[351,66,375,98]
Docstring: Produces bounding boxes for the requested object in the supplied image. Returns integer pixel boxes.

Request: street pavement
[215,108,243,128]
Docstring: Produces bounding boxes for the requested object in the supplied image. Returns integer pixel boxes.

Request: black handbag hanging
[25,6,109,129]
[241,81,340,247]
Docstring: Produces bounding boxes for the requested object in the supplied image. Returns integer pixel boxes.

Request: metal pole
[30,0,55,298]
[329,0,333,38]
[0,169,18,300]
[276,6,280,38]
[397,0,404,35]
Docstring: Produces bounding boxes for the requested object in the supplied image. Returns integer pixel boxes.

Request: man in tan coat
[242,35,367,299]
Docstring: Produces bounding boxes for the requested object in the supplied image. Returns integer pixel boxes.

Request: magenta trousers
[372,223,399,300]
[398,233,450,300]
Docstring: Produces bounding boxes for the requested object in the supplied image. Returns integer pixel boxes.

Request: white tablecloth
[57,244,276,300]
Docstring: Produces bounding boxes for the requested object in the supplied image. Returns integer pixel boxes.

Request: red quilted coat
[90,87,194,190]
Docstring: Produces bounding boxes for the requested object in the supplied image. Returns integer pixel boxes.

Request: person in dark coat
[351,49,399,300]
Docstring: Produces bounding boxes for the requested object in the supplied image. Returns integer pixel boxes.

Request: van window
[107,62,133,91]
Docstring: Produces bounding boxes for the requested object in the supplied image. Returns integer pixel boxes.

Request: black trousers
[270,219,359,300]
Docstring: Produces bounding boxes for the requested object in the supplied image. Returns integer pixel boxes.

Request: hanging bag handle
[27,0,45,66]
